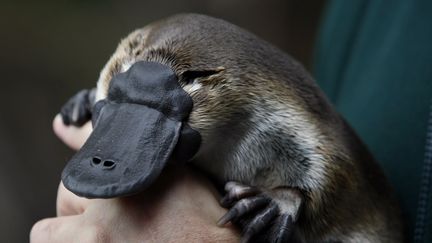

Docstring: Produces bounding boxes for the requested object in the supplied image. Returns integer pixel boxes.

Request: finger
[30,215,80,243]
[31,215,111,243]
[56,182,93,217]
[53,114,92,150]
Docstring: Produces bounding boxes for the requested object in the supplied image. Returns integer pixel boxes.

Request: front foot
[60,88,96,126]
[218,182,302,243]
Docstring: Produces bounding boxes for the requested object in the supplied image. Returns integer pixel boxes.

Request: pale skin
[30,115,239,243]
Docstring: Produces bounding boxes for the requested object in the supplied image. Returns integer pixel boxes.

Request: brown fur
[95,14,404,242]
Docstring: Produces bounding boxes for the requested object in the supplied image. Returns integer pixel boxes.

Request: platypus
[60,14,404,242]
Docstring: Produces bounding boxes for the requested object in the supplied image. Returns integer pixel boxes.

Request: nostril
[92,157,101,165]
[103,160,116,169]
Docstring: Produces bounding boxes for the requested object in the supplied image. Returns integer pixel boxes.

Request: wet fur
[94,14,403,242]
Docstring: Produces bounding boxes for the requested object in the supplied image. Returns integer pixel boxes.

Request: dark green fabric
[314,0,432,242]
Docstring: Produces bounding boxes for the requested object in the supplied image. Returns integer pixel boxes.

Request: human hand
[30,115,239,242]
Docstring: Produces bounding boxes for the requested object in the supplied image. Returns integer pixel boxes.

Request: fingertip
[30,217,56,243]
[53,114,66,138]
[52,114,71,149]
[52,114,92,150]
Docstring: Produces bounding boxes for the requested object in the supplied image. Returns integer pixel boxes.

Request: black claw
[218,196,270,226]
[271,214,294,243]
[217,207,238,226]
[242,203,279,243]
[220,182,299,243]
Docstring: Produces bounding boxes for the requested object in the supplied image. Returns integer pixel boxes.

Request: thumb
[30,215,82,243]
[53,114,92,150]
[30,214,109,243]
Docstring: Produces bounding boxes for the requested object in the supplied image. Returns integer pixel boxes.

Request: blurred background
[0,0,326,241]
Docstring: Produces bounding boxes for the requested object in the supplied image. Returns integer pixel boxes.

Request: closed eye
[181,70,221,84]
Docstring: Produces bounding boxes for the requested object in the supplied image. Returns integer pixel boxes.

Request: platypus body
[60,14,404,242]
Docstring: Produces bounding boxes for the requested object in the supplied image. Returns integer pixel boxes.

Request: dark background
[0,0,326,242]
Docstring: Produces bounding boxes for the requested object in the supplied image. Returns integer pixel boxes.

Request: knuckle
[30,219,54,242]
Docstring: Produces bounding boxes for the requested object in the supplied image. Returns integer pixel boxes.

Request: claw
[219,182,301,243]
[217,196,270,226]
[271,214,294,243]
[242,203,279,243]
[217,208,237,226]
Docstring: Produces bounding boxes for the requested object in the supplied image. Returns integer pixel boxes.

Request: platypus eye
[181,70,220,84]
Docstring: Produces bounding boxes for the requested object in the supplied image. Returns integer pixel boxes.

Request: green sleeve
[314,0,432,241]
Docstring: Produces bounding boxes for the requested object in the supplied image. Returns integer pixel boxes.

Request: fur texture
[94,14,404,242]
